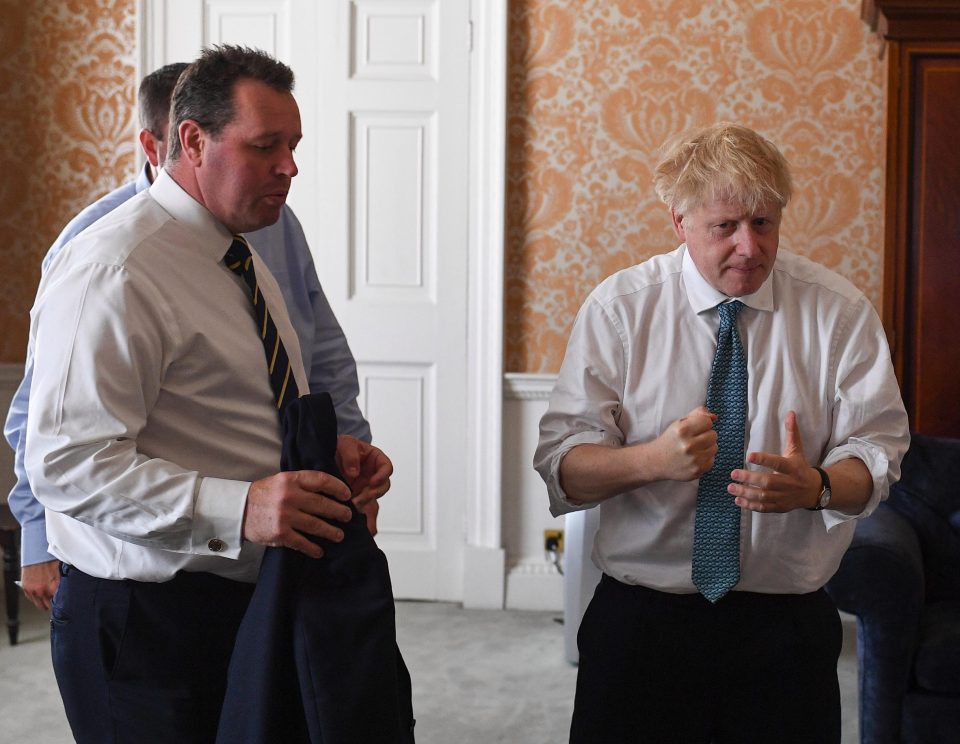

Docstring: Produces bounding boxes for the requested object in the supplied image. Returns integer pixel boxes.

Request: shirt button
[208,538,226,552]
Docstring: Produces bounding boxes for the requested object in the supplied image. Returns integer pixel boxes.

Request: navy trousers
[570,574,842,744]
[216,392,415,743]
[50,564,254,744]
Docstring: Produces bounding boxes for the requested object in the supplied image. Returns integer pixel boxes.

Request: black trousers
[570,574,842,744]
[50,563,254,744]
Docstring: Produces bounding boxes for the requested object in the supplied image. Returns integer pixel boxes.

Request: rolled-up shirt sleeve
[534,295,628,516]
[821,296,910,528]
[25,259,249,558]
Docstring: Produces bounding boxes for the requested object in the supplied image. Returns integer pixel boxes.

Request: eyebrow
[707,209,772,222]
[250,131,302,140]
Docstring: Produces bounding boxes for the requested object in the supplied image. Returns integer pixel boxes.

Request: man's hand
[335,436,393,507]
[649,406,719,482]
[559,406,718,504]
[243,470,354,559]
[20,559,60,611]
[728,410,820,513]
[361,499,380,537]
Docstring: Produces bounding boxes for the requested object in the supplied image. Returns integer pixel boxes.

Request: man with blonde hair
[535,122,909,742]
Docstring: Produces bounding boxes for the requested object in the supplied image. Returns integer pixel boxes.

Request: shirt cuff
[20,520,57,567]
[547,431,619,517]
[192,477,252,559]
[820,438,891,531]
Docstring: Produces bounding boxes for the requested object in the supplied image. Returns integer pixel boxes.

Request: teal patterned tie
[224,237,301,414]
[692,300,747,603]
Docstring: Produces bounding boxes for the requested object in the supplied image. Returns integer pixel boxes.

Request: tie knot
[717,300,744,327]
[224,237,252,274]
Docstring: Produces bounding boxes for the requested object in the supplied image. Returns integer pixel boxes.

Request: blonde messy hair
[652,122,793,215]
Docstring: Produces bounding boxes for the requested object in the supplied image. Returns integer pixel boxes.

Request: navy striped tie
[224,237,301,413]
[692,300,747,603]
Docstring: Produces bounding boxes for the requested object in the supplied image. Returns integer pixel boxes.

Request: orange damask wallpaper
[505,0,886,372]
[0,0,137,362]
[0,0,884,375]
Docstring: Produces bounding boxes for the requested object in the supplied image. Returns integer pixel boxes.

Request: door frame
[137,0,508,607]
[463,0,507,608]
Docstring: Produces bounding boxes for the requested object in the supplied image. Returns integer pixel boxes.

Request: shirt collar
[680,244,775,315]
[149,169,235,260]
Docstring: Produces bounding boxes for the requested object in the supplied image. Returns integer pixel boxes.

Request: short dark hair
[166,45,295,162]
[137,62,189,137]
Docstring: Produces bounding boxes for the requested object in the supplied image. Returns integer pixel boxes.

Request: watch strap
[807,466,831,511]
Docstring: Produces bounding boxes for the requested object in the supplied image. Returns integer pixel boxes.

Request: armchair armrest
[825,503,924,744]
[827,503,924,614]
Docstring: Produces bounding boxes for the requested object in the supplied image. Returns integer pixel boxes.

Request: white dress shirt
[534,246,910,595]
[4,163,369,569]
[25,169,308,583]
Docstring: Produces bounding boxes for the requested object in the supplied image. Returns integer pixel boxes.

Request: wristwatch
[807,466,832,511]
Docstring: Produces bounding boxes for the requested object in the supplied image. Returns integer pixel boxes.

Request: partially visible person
[4,62,381,612]
[535,123,909,743]
[24,45,391,742]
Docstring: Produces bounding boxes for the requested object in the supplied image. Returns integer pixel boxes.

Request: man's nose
[276,150,298,179]
[735,224,762,256]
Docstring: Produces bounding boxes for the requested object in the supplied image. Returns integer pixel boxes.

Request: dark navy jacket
[216,393,415,743]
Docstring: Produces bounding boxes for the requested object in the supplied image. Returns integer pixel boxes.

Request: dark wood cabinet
[864,0,960,436]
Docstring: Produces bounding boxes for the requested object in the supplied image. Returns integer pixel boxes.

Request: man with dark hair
[5,58,379,613]
[166,45,294,162]
[22,45,389,742]
[137,61,185,150]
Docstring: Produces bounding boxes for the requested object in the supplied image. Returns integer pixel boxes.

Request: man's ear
[670,208,686,241]
[179,120,205,165]
[138,128,161,167]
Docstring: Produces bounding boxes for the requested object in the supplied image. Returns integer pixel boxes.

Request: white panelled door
[293,0,471,602]
[143,0,478,602]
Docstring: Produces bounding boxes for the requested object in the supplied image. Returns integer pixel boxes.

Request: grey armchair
[826,434,960,744]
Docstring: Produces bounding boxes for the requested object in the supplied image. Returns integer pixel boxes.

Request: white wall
[501,373,564,611]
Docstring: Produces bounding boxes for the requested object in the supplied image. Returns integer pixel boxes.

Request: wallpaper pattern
[505,0,886,372]
[0,0,137,362]
[0,1,884,374]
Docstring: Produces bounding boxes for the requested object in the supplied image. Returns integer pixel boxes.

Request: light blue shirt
[4,164,369,566]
